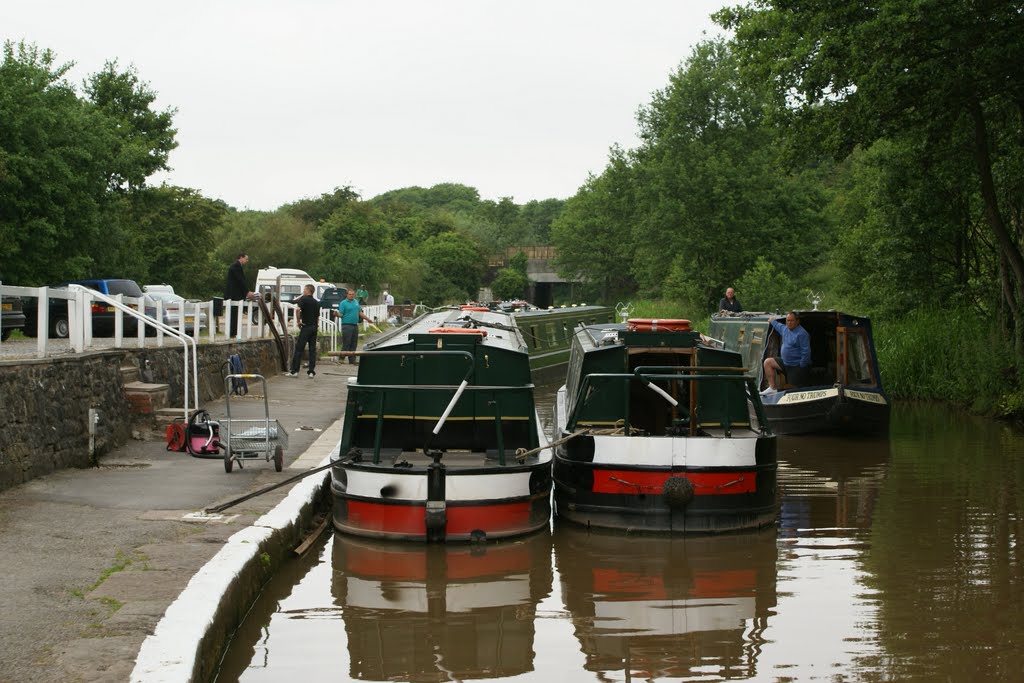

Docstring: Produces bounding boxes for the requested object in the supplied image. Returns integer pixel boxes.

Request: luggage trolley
[221,373,289,472]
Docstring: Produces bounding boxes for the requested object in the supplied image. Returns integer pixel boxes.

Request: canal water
[215,389,1024,682]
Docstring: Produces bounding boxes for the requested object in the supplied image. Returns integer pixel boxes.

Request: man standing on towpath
[288,284,320,378]
[337,288,373,364]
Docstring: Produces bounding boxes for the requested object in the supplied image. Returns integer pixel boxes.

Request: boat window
[545,323,557,344]
[846,329,875,386]
[530,326,540,349]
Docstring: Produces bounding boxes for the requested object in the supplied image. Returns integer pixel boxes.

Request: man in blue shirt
[761,311,811,394]
[337,288,372,364]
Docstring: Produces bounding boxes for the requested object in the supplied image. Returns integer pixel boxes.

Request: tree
[83,61,177,191]
[417,232,485,299]
[717,1,1024,340]
[319,202,390,287]
[0,43,116,283]
[491,268,529,300]
[551,148,638,301]
[629,38,828,309]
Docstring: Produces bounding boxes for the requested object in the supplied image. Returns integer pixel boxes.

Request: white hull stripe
[589,435,758,467]
[592,597,756,635]
[346,469,536,501]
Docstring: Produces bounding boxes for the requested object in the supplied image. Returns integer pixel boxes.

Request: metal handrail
[69,285,199,419]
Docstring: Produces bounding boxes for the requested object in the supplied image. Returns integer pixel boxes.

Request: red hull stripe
[346,543,533,580]
[591,470,756,495]
[346,499,534,538]
[591,568,758,599]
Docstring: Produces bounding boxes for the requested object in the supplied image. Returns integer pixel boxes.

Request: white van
[255,267,334,303]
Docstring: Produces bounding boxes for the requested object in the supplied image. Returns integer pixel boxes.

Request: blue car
[23,279,157,338]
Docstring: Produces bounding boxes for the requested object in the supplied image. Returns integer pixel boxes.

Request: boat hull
[552,435,777,534]
[762,386,890,436]
[331,458,552,542]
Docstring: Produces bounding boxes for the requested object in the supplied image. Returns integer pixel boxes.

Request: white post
[36,286,48,359]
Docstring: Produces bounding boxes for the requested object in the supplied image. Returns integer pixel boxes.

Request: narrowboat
[554,525,778,679]
[708,310,890,436]
[503,303,616,379]
[330,308,551,542]
[552,318,778,533]
[331,532,552,680]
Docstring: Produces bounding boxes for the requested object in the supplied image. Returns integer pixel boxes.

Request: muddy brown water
[215,390,1024,682]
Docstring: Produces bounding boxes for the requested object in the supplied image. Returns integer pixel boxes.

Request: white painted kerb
[130,432,340,682]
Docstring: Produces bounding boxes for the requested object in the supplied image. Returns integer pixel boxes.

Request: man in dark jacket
[718,287,743,313]
[224,252,251,336]
[288,284,320,378]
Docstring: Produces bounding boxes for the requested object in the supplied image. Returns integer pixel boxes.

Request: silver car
[145,292,208,332]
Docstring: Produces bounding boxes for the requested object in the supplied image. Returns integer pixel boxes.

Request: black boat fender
[663,476,695,509]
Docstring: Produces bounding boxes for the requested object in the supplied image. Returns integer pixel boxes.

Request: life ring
[460,306,490,312]
[428,327,487,336]
[626,318,691,332]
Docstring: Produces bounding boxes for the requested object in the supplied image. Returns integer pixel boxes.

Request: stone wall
[0,337,331,493]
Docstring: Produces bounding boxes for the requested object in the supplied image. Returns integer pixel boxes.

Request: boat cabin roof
[365,308,528,354]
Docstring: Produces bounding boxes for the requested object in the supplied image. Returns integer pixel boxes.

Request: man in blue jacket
[761,311,811,394]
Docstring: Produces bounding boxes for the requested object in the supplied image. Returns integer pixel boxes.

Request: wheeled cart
[221,374,289,472]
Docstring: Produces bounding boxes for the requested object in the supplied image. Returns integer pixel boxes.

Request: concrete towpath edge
[130,435,339,682]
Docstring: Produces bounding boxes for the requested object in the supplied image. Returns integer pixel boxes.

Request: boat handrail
[349,383,535,392]
[568,372,771,436]
[633,365,750,374]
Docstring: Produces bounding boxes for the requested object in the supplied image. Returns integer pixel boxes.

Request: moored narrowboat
[509,303,615,379]
[708,310,889,436]
[330,308,551,542]
[552,318,778,533]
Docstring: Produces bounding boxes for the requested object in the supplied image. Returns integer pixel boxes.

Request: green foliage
[551,149,638,300]
[734,257,804,313]
[320,202,390,287]
[508,251,528,275]
[874,308,1016,409]
[417,232,485,301]
[491,268,529,300]
[282,186,359,227]
[0,42,179,285]
[83,60,177,191]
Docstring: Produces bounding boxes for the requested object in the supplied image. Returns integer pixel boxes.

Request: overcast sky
[3,1,724,211]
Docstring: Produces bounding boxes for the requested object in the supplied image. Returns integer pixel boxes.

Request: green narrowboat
[505,303,615,379]
[331,308,551,542]
[552,318,778,533]
[708,310,890,436]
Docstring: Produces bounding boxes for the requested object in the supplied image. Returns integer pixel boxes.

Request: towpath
[0,358,356,683]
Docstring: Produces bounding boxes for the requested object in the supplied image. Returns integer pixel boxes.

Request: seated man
[762,311,811,394]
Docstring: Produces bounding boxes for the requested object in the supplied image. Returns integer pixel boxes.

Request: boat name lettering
[844,389,887,404]
[778,388,839,404]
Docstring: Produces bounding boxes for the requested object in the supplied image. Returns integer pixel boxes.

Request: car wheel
[274,445,283,472]
[0,329,10,341]
[53,318,70,338]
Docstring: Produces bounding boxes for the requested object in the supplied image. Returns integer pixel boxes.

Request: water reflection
[330,531,553,680]
[554,526,778,680]
[777,433,890,533]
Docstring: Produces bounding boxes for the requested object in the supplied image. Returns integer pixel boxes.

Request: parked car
[1,295,26,340]
[319,286,347,311]
[23,279,156,338]
[145,291,208,332]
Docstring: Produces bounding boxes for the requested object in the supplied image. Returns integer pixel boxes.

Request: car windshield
[108,280,144,297]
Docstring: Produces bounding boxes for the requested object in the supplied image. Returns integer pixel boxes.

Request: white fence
[0,284,351,360]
